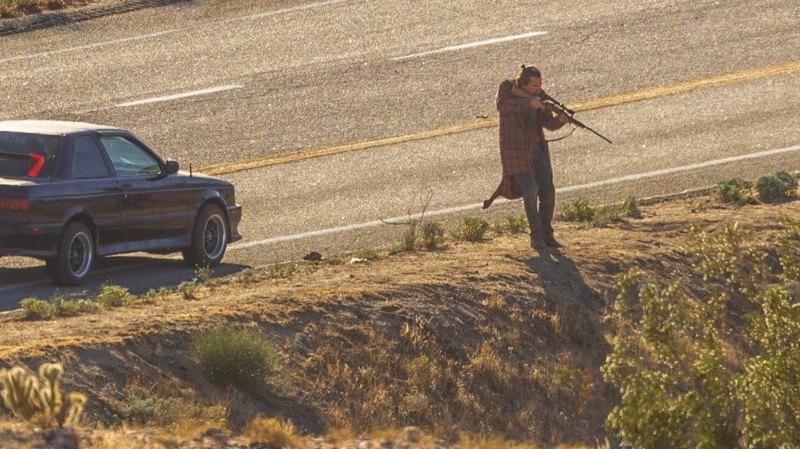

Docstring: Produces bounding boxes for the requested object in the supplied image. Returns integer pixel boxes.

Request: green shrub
[453,217,489,242]
[778,215,800,281]
[505,214,528,234]
[756,171,797,202]
[620,195,642,218]
[96,284,131,308]
[558,197,595,222]
[604,219,800,449]
[714,177,753,205]
[19,297,98,320]
[190,326,281,390]
[19,298,57,320]
[591,205,625,227]
[421,222,445,249]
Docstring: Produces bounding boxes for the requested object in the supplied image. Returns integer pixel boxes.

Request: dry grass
[246,416,301,449]
[0,0,79,17]
[0,194,797,448]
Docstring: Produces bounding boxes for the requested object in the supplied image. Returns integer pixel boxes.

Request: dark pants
[512,151,555,240]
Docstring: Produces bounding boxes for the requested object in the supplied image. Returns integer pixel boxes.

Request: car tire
[183,204,228,268]
[46,221,94,286]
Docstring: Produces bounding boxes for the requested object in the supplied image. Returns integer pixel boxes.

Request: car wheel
[183,204,228,267]
[46,221,94,286]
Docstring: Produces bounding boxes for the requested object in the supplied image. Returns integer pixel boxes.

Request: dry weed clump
[246,415,301,449]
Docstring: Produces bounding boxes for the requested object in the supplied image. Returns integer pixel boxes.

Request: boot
[543,234,563,248]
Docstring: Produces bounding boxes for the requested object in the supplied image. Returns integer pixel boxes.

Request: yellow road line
[201,60,800,176]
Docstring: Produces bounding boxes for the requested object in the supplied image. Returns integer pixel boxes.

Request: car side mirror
[164,160,179,175]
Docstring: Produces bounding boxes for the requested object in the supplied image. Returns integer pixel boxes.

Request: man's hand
[529,97,545,110]
[557,113,569,124]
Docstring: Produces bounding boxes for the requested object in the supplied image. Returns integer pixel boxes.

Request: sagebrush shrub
[453,217,489,242]
[96,284,130,308]
[714,178,753,205]
[604,218,800,449]
[19,297,57,320]
[558,197,594,222]
[190,326,281,390]
[756,171,797,202]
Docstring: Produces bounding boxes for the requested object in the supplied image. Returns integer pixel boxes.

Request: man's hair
[515,64,541,87]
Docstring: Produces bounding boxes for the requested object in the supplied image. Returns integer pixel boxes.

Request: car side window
[72,136,110,179]
[99,136,161,178]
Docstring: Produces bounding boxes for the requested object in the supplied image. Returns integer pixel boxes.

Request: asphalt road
[1,0,799,309]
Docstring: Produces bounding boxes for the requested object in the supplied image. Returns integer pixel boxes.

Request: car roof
[0,120,119,135]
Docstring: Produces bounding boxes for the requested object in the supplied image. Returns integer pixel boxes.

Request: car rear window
[0,132,61,179]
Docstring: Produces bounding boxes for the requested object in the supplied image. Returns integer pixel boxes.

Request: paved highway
[1,0,798,308]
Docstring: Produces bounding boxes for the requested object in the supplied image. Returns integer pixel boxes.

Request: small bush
[399,223,417,252]
[620,195,642,218]
[19,297,98,320]
[715,177,753,205]
[421,222,445,249]
[591,205,625,227]
[558,197,595,222]
[246,416,299,449]
[453,217,489,242]
[96,284,131,308]
[505,215,528,234]
[19,297,57,320]
[756,171,797,202]
[190,326,281,390]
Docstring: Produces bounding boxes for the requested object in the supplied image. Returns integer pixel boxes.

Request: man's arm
[496,80,534,114]
[543,109,569,130]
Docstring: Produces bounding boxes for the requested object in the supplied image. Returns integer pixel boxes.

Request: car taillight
[28,153,45,178]
[0,198,28,212]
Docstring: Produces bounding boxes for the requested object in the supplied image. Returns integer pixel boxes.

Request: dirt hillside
[0,191,798,448]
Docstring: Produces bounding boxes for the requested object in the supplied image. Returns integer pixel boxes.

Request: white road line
[392,31,548,61]
[0,0,346,65]
[222,0,347,23]
[0,29,183,64]
[229,143,800,250]
[2,143,797,294]
[116,84,243,107]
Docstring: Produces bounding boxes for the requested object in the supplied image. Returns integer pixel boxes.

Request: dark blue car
[0,120,242,286]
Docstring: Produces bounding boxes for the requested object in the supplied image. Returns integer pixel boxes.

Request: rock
[45,428,80,449]
[303,251,323,261]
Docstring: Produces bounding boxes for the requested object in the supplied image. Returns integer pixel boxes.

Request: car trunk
[0,180,30,224]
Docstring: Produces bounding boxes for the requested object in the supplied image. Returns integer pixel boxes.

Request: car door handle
[120,183,132,200]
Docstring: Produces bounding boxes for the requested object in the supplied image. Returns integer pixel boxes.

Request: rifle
[540,92,613,144]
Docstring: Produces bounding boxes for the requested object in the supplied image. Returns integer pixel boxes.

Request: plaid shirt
[483,80,565,208]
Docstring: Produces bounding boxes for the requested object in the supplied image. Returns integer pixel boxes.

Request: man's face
[522,77,543,95]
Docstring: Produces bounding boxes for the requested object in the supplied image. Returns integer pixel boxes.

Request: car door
[68,135,125,248]
[97,134,188,243]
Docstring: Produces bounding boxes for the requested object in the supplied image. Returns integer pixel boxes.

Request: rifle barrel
[543,99,612,144]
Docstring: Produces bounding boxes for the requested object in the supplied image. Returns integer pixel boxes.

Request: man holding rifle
[484,65,569,250]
